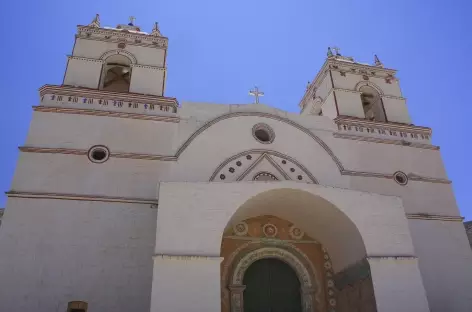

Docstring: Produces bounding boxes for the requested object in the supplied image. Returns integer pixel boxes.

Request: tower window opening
[359,86,386,122]
[100,54,132,93]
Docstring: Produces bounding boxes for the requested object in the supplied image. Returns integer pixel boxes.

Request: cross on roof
[332,46,341,56]
[249,86,264,104]
[129,16,136,25]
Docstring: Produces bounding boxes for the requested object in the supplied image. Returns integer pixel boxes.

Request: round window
[393,171,408,185]
[88,145,110,163]
[252,123,275,144]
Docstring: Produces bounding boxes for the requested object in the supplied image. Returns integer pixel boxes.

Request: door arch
[229,247,316,312]
[243,258,302,312]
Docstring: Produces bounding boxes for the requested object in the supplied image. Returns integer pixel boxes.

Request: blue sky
[0,0,471,220]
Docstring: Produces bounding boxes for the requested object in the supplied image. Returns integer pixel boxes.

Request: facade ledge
[5,190,158,205]
[334,115,433,146]
[39,84,178,108]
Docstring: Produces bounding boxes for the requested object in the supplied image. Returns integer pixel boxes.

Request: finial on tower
[89,14,100,27]
[151,22,162,36]
[327,47,333,57]
[374,54,384,67]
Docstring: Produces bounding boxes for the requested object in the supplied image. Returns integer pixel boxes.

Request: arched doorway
[243,258,302,312]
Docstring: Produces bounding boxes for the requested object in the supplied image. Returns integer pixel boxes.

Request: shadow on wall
[465,221,472,249]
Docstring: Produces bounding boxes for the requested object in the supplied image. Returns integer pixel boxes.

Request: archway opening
[100,54,132,92]
[243,258,302,312]
[220,188,377,312]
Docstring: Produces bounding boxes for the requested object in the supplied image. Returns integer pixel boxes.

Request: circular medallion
[117,42,126,49]
[233,222,248,236]
[289,225,304,240]
[262,223,278,237]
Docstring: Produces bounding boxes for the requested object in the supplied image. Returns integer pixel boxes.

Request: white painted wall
[63,58,102,88]
[0,198,156,312]
[129,66,165,96]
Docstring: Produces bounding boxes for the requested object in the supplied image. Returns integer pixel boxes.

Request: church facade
[0,16,471,312]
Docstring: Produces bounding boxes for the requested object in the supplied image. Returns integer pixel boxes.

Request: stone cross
[129,16,136,25]
[249,86,264,104]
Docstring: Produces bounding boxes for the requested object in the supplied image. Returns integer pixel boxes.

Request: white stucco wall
[0,198,156,312]
[129,66,165,96]
[64,58,102,88]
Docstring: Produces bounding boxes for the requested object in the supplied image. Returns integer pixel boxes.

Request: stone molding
[341,169,451,184]
[334,115,431,134]
[5,191,157,205]
[67,55,104,63]
[334,133,438,150]
[77,25,168,48]
[18,146,177,161]
[100,49,138,63]
[223,235,319,245]
[39,85,179,108]
[153,254,223,261]
[33,106,179,122]
[130,64,166,71]
[406,213,464,222]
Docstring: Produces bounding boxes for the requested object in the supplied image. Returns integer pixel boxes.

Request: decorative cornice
[223,235,319,244]
[130,64,166,70]
[39,85,178,108]
[77,25,168,47]
[19,146,177,161]
[334,116,431,134]
[366,255,418,261]
[67,56,104,63]
[334,133,439,150]
[33,106,180,122]
[406,213,464,222]
[6,191,157,204]
[76,34,166,49]
[153,254,223,261]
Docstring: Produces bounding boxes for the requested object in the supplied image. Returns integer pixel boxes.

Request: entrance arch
[152,181,430,312]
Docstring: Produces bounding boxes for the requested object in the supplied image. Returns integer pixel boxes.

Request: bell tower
[300,48,411,125]
[64,15,168,96]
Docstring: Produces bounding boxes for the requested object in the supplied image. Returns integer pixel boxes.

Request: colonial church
[1,15,472,312]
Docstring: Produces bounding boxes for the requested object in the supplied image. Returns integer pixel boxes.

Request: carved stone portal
[229,247,315,312]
